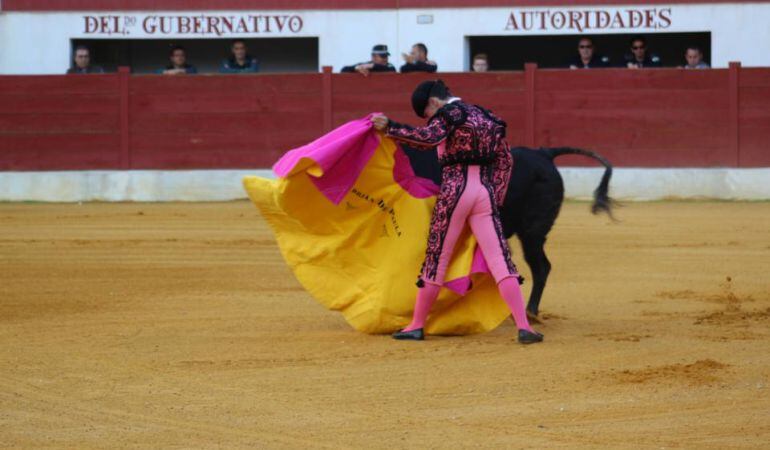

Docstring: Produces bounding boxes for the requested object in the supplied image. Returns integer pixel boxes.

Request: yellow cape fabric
[243,135,511,335]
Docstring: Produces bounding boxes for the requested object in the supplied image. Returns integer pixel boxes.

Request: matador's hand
[371,114,389,131]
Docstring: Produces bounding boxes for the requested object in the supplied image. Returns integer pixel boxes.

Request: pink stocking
[497,277,533,332]
[402,283,441,331]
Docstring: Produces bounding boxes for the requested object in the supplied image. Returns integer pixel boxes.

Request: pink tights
[402,166,533,332]
[402,278,533,332]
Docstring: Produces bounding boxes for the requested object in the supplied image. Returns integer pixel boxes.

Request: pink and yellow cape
[243,115,512,335]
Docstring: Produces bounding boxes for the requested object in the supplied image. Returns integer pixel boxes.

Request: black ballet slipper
[518,329,544,344]
[392,328,424,341]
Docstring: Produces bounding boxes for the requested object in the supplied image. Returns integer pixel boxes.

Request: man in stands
[682,46,710,69]
[400,43,437,73]
[340,44,397,75]
[158,45,197,75]
[66,45,104,74]
[471,53,489,72]
[624,35,662,69]
[568,37,609,69]
[220,39,259,73]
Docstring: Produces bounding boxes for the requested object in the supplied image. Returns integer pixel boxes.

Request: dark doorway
[70,37,319,73]
[468,32,711,70]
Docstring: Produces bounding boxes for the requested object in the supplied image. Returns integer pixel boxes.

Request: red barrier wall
[1,64,768,170]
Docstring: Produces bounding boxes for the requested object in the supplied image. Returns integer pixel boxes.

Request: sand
[1,201,768,448]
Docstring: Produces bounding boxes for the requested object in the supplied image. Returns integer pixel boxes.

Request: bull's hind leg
[520,234,551,318]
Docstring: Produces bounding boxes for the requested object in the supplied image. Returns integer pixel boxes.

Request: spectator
[623,36,661,69]
[158,45,197,75]
[340,44,396,75]
[472,53,489,72]
[66,45,104,74]
[400,43,437,73]
[682,46,710,69]
[220,39,259,73]
[568,37,609,69]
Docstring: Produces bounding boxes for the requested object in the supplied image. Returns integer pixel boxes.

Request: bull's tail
[544,147,615,218]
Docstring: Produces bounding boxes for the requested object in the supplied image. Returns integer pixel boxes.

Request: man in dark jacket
[400,43,437,73]
[340,44,396,75]
[157,45,197,75]
[567,37,609,69]
[623,35,662,68]
[220,39,259,73]
[66,46,104,74]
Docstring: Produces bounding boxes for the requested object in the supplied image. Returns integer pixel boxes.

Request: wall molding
[1,168,768,202]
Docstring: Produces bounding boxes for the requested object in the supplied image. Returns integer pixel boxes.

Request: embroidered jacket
[386,100,507,167]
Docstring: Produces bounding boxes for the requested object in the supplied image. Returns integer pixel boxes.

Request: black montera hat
[411,80,450,118]
[371,44,390,56]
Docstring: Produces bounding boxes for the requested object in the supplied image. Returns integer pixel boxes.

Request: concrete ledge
[559,168,770,201]
[0,168,768,202]
[0,170,273,202]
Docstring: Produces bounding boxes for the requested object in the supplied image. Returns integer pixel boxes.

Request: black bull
[402,146,614,318]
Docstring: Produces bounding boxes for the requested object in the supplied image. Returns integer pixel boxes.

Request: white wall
[1,3,770,74]
[1,169,769,202]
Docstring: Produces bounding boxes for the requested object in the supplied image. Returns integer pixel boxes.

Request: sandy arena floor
[0,201,768,448]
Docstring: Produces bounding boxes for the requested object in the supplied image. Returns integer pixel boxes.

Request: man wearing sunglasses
[568,37,609,69]
[624,35,661,69]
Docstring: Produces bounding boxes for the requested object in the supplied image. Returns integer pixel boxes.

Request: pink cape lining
[271,114,490,295]
[272,114,381,205]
